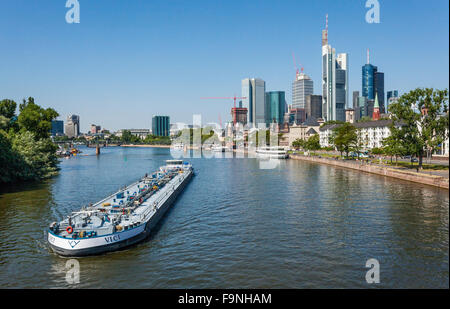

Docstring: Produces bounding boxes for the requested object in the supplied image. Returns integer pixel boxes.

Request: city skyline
[0,0,448,132]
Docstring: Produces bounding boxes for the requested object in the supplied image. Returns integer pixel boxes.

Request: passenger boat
[47,160,194,257]
[256,146,289,159]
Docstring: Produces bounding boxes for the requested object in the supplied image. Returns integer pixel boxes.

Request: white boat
[256,146,288,159]
[47,160,194,257]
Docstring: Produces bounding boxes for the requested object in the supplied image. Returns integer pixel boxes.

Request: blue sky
[0,0,448,132]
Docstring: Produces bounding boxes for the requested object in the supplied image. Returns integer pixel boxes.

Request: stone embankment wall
[290,154,449,190]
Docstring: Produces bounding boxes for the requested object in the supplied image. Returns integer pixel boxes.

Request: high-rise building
[265,91,286,125]
[374,72,385,113]
[305,94,322,120]
[51,120,64,136]
[292,73,314,110]
[288,108,306,125]
[321,15,348,122]
[362,49,385,113]
[65,115,80,138]
[90,124,101,134]
[353,91,360,108]
[386,90,399,112]
[152,116,170,136]
[242,78,266,127]
[231,107,248,126]
[358,96,368,118]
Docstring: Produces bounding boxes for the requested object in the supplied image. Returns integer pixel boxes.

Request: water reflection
[0,147,448,288]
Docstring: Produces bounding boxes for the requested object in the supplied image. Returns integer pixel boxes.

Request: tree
[0,99,17,119]
[330,123,358,158]
[382,134,406,164]
[320,120,345,128]
[0,98,60,184]
[357,116,373,123]
[18,97,58,140]
[121,130,140,143]
[305,134,321,151]
[389,88,449,169]
[370,147,384,155]
[292,138,305,150]
[0,99,18,132]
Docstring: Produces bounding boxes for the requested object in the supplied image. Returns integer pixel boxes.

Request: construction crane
[201,95,247,125]
[292,52,303,79]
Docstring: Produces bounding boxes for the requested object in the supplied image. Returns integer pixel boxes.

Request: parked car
[411,157,418,163]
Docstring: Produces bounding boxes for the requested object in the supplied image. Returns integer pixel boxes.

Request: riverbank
[290,154,449,189]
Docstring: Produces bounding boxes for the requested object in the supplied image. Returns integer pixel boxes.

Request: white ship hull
[48,164,193,257]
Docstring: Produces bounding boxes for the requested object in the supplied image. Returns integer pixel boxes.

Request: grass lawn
[382,160,449,170]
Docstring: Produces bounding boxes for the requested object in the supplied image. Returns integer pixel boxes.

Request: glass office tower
[362,63,385,113]
[242,78,266,127]
[152,116,170,136]
[265,91,286,126]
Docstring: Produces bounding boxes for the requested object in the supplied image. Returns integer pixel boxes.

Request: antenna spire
[322,14,329,46]
[367,48,370,64]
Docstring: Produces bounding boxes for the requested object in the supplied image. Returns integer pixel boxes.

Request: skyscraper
[242,78,266,127]
[292,73,313,110]
[90,124,101,134]
[374,72,385,113]
[65,115,80,138]
[305,94,322,120]
[152,116,170,136]
[386,90,399,112]
[362,49,385,113]
[321,15,348,122]
[265,91,286,126]
[353,91,360,108]
[51,120,64,136]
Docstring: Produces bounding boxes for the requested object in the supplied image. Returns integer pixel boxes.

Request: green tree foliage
[292,134,321,151]
[143,134,171,145]
[18,97,58,140]
[0,98,59,184]
[370,147,384,155]
[0,99,19,132]
[382,134,407,163]
[121,130,141,143]
[292,138,305,150]
[389,88,449,168]
[320,120,345,128]
[330,123,358,158]
[305,134,321,151]
[357,116,373,123]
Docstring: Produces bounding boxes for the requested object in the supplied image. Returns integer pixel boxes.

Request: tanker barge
[48,160,194,257]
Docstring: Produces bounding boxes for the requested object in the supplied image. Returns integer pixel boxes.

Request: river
[0,146,448,288]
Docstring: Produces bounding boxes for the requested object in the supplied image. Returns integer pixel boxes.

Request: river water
[0,146,448,288]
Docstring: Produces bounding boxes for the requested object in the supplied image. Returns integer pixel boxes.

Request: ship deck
[51,163,192,239]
